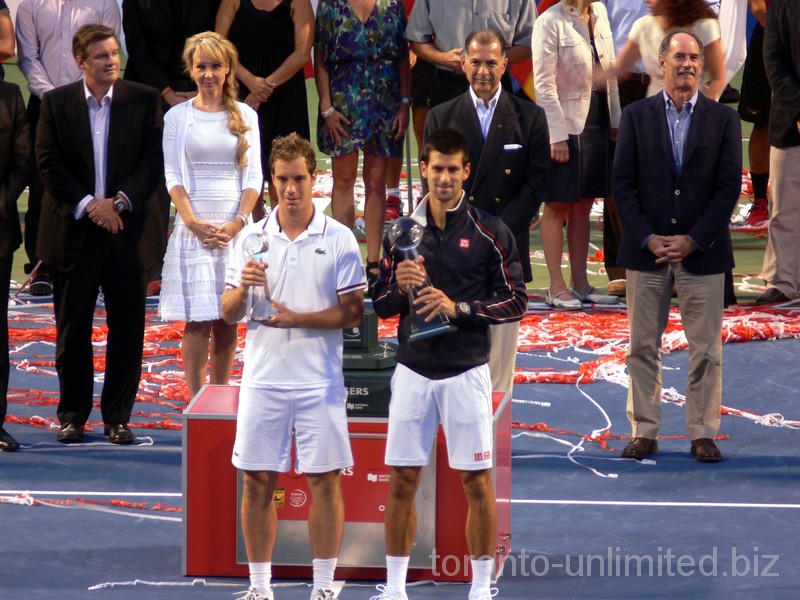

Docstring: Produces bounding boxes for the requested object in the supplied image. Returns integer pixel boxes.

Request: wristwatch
[455,301,472,321]
[113,194,128,213]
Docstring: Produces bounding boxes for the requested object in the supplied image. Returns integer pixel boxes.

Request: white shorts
[232,384,353,474]
[385,363,494,471]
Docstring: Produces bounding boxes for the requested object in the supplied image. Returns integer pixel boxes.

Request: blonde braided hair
[183,31,250,168]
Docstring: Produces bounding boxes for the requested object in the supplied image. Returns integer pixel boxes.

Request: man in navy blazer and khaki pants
[36,24,165,445]
[423,28,549,393]
[612,29,741,463]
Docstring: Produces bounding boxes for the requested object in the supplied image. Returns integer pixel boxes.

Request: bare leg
[306,470,346,558]
[386,156,403,190]
[385,466,423,556]
[209,318,238,386]
[362,153,389,264]
[566,198,595,294]
[181,320,213,399]
[749,122,770,175]
[330,152,359,229]
[241,470,280,561]
[461,469,497,559]
[540,202,574,298]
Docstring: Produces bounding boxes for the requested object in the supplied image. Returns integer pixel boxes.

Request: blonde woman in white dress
[160,32,262,399]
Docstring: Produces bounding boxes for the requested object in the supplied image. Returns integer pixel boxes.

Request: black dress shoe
[104,423,135,445]
[755,287,791,305]
[0,426,20,451]
[691,438,723,463]
[56,422,85,443]
[621,437,658,459]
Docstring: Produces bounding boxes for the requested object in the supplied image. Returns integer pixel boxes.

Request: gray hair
[659,28,705,61]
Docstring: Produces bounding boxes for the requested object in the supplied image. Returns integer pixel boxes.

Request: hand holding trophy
[242,231,275,322]
[387,217,455,341]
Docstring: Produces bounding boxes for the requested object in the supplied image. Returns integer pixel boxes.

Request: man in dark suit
[612,30,741,463]
[423,28,549,393]
[0,81,31,451]
[36,24,165,445]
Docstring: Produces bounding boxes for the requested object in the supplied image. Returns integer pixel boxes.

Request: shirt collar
[469,84,502,110]
[266,205,325,239]
[83,80,114,106]
[410,190,467,229]
[663,89,700,114]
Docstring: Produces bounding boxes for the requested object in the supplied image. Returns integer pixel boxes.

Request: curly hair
[182,31,250,168]
[662,0,718,29]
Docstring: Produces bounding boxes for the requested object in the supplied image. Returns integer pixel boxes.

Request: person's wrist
[321,106,336,118]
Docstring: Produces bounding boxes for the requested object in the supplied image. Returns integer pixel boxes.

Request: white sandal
[545,289,582,310]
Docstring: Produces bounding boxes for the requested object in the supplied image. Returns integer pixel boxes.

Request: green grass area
[6,63,765,302]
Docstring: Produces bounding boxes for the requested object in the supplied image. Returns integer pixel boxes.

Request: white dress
[159,101,262,322]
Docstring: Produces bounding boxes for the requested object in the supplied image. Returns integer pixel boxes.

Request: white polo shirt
[225,207,366,389]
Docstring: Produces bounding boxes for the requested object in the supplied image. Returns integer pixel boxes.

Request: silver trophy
[387,217,455,341]
[242,231,275,322]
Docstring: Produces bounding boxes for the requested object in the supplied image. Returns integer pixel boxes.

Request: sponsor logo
[474,451,492,461]
[367,472,391,483]
[344,327,361,338]
[273,488,285,508]
[315,248,327,254]
[347,387,369,396]
[340,467,354,476]
[288,489,307,508]
[459,238,470,249]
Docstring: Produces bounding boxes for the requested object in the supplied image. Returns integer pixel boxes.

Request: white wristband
[321,106,336,118]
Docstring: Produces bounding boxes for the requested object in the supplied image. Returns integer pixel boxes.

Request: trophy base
[408,323,456,342]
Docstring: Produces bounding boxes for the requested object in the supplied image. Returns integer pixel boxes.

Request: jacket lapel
[471,91,511,186]
[679,94,706,177]
[107,81,130,195]
[651,93,678,180]
[70,83,95,183]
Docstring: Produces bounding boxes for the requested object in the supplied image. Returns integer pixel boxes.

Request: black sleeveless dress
[228,0,310,178]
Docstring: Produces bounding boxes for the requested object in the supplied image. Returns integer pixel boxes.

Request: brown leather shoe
[621,437,658,459]
[607,279,626,296]
[691,438,722,463]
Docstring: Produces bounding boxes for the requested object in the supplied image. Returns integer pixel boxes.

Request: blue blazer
[612,92,742,275]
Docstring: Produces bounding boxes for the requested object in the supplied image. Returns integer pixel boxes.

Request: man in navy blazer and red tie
[612,29,741,463]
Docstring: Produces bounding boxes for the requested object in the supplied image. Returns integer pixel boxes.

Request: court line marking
[511,499,800,509]
[0,490,181,497]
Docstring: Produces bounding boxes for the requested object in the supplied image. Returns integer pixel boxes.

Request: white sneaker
[369,584,408,599]
[468,588,499,600]
[310,589,336,600]
[236,587,274,600]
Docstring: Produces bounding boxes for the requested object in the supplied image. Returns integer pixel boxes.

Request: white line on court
[511,499,800,509]
[0,490,181,497]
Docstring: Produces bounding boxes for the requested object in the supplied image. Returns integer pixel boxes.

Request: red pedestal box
[182,385,511,582]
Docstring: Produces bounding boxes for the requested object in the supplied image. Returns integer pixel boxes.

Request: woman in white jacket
[159,32,262,399]
[533,0,621,309]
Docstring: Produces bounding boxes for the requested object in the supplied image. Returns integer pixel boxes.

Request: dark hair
[659,28,705,62]
[464,28,506,56]
[72,24,117,61]
[421,128,470,166]
[662,0,717,28]
[270,133,317,175]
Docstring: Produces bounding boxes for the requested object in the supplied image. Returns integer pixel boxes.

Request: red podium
[182,385,511,582]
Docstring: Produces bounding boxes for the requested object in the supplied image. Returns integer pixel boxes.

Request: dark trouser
[52,232,147,426]
[0,254,11,424]
[605,76,650,281]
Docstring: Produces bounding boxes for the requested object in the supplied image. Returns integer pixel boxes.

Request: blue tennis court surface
[2,297,799,600]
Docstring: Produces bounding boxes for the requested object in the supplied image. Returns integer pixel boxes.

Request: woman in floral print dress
[314,0,410,292]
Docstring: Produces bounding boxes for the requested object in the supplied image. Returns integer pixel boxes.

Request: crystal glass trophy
[387,217,455,341]
[242,231,275,322]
